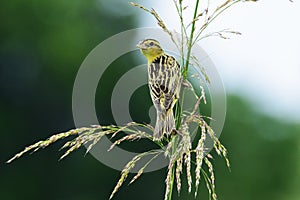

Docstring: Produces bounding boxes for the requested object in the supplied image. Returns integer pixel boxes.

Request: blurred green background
[1,1,299,200]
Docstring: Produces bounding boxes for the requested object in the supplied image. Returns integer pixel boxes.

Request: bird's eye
[149,42,154,46]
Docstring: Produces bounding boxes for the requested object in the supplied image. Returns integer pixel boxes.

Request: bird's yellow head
[137,39,164,63]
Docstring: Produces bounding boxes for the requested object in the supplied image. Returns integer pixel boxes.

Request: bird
[137,39,182,140]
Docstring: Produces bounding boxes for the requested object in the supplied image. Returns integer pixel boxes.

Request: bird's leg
[181,79,193,89]
[171,129,183,137]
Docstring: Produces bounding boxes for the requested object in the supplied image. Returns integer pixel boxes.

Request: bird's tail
[153,109,175,140]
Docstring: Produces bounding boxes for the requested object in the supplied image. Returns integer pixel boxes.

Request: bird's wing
[148,54,181,112]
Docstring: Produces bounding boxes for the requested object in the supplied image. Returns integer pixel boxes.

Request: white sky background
[137,0,300,123]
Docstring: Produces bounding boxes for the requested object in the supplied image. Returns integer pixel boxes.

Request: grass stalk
[167,165,175,200]
[176,0,200,138]
[183,0,200,79]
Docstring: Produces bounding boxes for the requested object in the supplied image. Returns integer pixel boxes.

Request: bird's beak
[136,41,143,49]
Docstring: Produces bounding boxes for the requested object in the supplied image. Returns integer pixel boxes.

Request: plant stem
[183,0,200,79]
[176,0,200,129]
[167,165,175,200]
[175,88,185,130]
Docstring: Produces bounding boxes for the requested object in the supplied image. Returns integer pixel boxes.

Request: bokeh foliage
[1,0,299,200]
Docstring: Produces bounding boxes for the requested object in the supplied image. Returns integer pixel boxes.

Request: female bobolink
[137,39,182,140]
